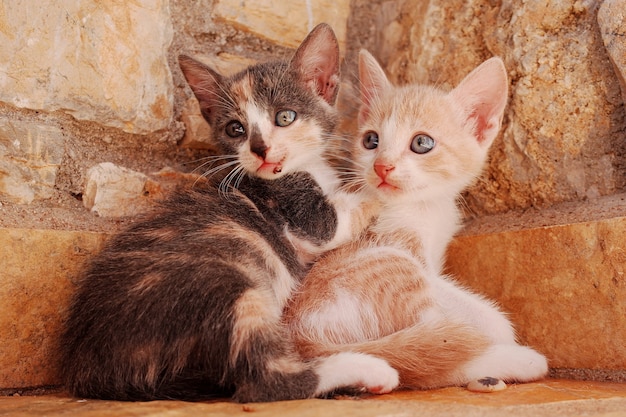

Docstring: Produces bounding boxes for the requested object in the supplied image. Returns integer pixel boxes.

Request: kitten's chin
[374,179,402,193]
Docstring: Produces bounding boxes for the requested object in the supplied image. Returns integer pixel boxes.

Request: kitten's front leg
[322,190,380,251]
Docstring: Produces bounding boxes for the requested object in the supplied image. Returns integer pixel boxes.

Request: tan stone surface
[1,380,626,417]
[83,163,151,218]
[0,0,174,134]
[213,0,350,52]
[447,216,626,370]
[0,228,107,388]
[598,0,626,105]
[0,118,64,204]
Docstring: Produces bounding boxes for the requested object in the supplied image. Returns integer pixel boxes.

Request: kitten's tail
[295,321,490,389]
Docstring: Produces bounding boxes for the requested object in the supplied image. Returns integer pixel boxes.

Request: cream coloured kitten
[285,50,548,390]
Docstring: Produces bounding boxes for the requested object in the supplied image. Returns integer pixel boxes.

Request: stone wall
[1,0,624,219]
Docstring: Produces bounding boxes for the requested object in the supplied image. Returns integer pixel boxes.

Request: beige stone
[447,216,626,370]
[83,163,152,218]
[213,0,350,52]
[598,0,626,105]
[2,380,626,415]
[0,118,64,204]
[0,0,174,134]
[0,228,107,388]
[179,98,214,150]
[83,163,207,218]
[196,52,257,76]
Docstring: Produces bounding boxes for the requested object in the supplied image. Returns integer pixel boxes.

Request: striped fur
[59,26,398,403]
[286,51,548,390]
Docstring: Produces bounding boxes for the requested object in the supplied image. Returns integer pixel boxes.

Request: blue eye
[363,131,379,149]
[225,120,245,138]
[276,110,297,127]
[411,134,435,154]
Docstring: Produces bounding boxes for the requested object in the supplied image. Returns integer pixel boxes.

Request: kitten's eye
[410,134,435,154]
[225,120,245,138]
[275,110,297,127]
[362,131,379,149]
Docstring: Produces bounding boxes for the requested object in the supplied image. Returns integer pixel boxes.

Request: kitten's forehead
[367,85,460,142]
[230,73,254,106]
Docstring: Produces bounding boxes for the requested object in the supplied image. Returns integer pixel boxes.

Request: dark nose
[249,126,268,159]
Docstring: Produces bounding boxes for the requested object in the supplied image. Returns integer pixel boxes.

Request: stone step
[1,205,625,390]
[447,199,626,381]
[1,380,626,417]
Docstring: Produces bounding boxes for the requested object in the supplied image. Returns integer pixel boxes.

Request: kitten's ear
[178,55,225,124]
[358,50,392,125]
[450,57,509,148]
[290,23,340,105]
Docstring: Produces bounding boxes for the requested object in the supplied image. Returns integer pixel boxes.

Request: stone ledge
[447,214,626,372]
[0,228,107,388]
[2,210,626,389]
[1,380,626,417]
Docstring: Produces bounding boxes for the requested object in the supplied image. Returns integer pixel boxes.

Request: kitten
[59,25,398,403]
[285,50,548,390]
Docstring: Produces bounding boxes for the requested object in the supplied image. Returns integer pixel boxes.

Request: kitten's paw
[462,344,548,383]
[314,352,399,396]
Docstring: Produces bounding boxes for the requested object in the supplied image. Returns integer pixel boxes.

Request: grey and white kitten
[59,24,397,403]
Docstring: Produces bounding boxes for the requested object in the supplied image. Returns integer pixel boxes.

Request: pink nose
[374,164,394,180]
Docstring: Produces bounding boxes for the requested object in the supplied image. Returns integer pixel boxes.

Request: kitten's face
[204,62,336,179]
[355,85,488,202]
[354,51,508,204]
[180,24,340,181]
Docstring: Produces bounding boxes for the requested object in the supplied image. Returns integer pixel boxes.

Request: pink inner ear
[452,58,508,146]
[470,105,494,144]
[311,72,339,104]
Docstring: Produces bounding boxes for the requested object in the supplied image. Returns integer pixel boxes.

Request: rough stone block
[83,163,206,218]
[0,118,64,204]
[83,163,151,218]
[447,216,626,371]
[0,0,174,134]
[213,0,349,52]
[0,228,107,389]
[598,0,626,105]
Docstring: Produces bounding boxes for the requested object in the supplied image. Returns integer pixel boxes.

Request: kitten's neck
[373,194,461,274]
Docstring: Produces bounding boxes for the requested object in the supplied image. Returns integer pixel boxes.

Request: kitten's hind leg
[313,352,399,396]
[461,344,548,383]
[230,289,398,402]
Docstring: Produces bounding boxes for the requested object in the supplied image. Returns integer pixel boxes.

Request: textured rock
[447,216,626,370]
[83,163,152,217]
[360,0,626,215]
[3,380,626,414]
[0,228,107,388]
[598,0,626,105]
[0,0,174,134]
[213,0,350,52]
[179,98,214,150]
[0,118,64,204]
[83,163,206,218]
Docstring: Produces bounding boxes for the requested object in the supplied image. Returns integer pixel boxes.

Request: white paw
[462,344,548,383]
[314,352,399,396]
